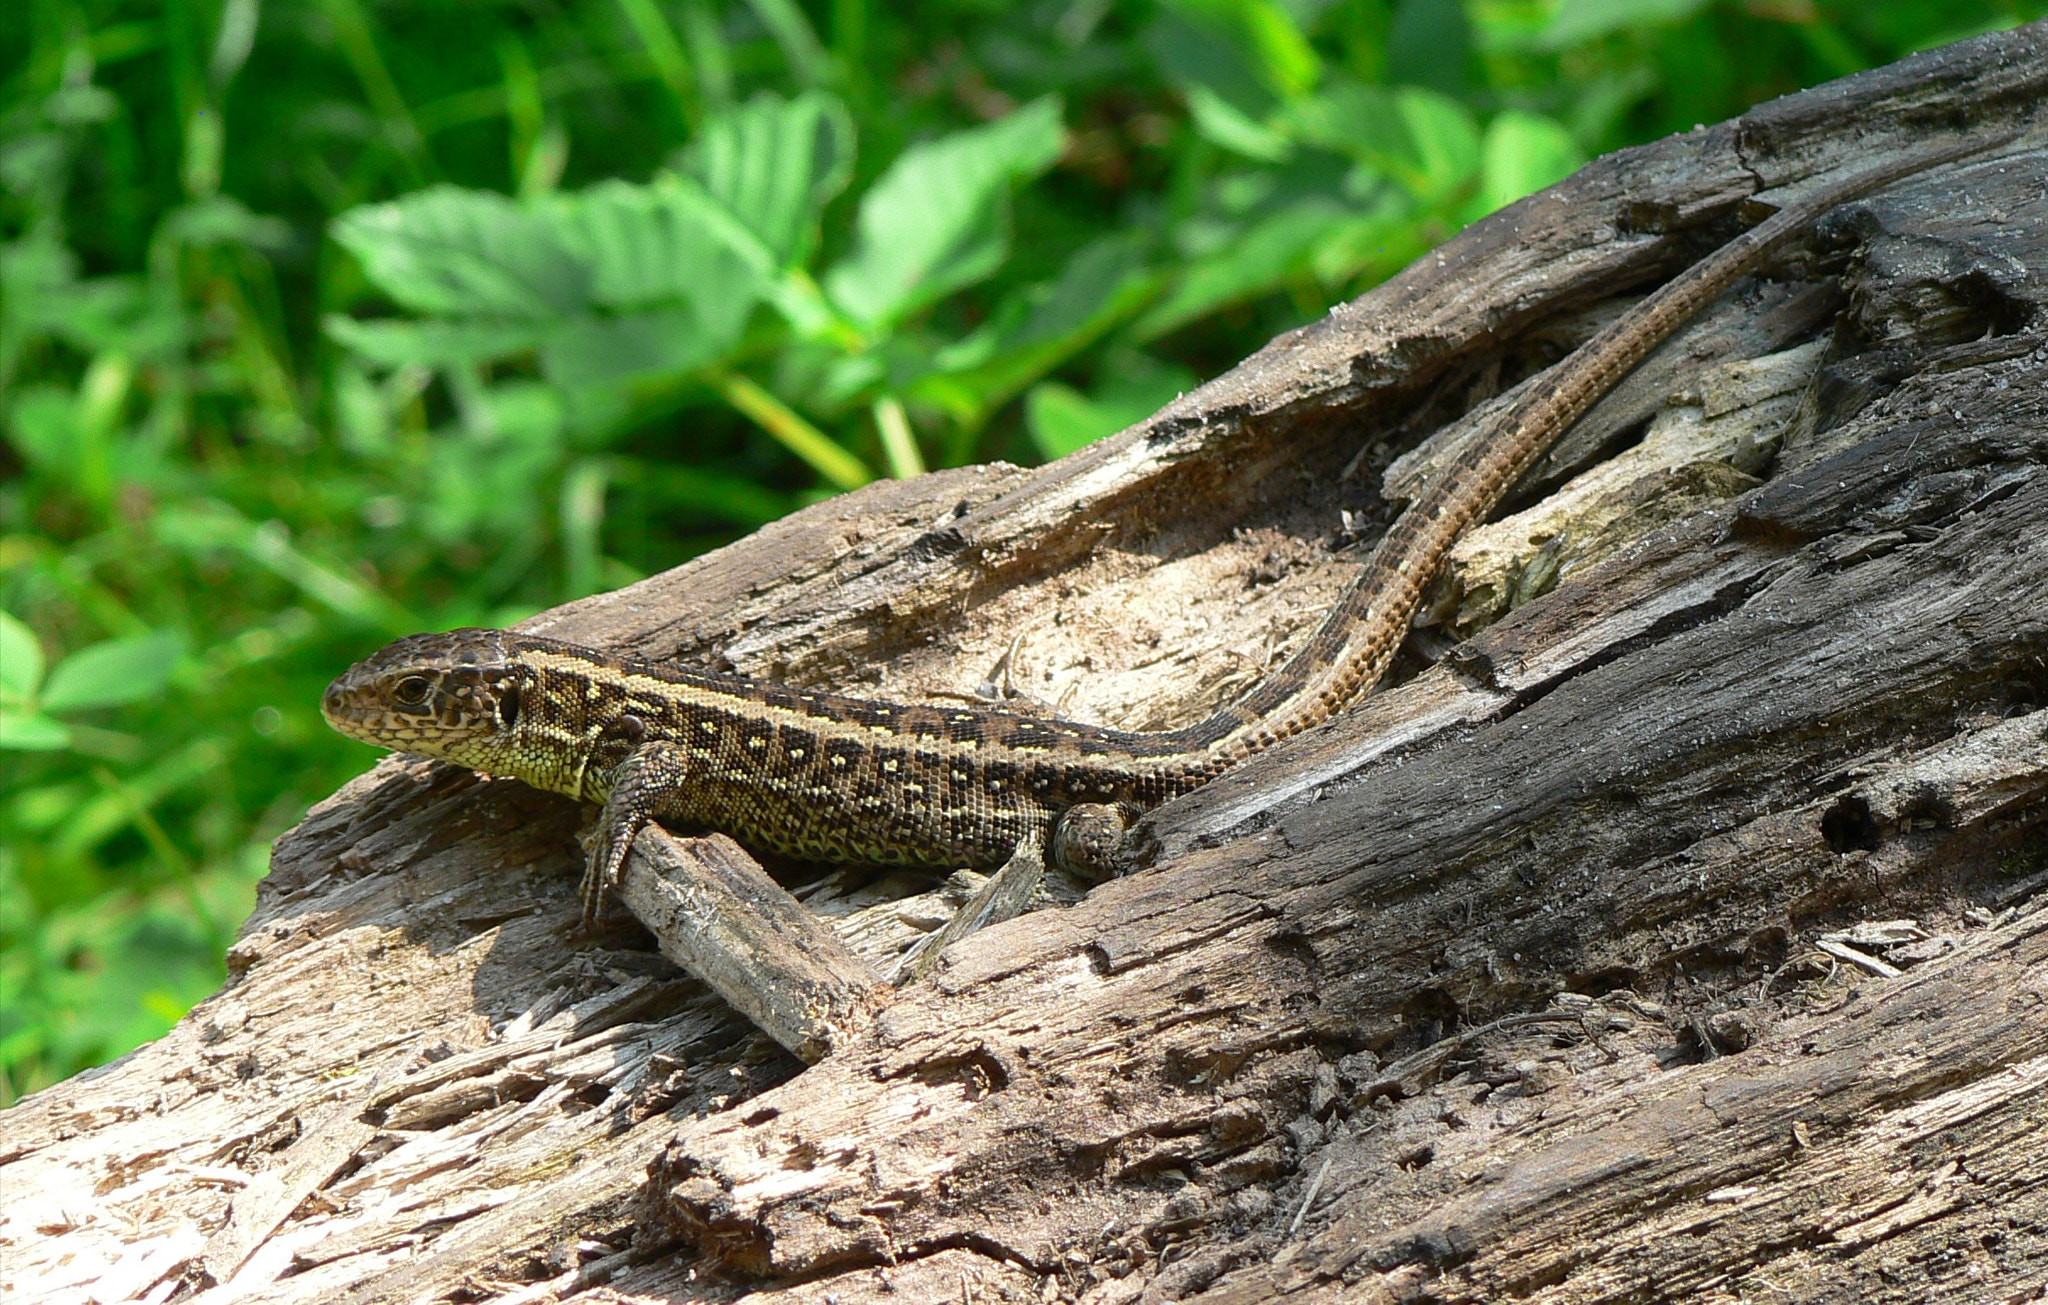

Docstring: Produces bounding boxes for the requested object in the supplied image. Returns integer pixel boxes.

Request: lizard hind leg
[1049,801,1136,882]
[581,739,692,929]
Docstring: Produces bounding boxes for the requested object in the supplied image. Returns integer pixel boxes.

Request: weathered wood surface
[5,25,2047,1305]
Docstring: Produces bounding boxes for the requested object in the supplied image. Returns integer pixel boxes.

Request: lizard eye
[392,675,433,707]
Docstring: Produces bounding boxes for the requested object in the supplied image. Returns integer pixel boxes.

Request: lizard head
[323,628,530,769]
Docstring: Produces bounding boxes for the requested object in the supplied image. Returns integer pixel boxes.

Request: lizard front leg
[581,739,693,928]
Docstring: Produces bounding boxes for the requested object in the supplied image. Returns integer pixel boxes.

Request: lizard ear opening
[498,682,521,729]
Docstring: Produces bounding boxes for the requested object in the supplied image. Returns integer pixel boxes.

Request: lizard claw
[579,811,642,930]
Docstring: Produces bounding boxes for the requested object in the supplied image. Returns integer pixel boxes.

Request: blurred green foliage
[2,0,2036,1100]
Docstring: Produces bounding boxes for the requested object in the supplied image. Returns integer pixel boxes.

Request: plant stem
[871,395,925,479]
[715,373,872,491]
[612,0,699,126]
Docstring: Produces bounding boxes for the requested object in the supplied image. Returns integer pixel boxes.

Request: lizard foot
[580,740,690,930]
[1050,801,1137,882]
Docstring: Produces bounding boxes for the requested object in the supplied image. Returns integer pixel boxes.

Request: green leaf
[1473,111,1582,219]
[323,315,546,370]
[539,306,736,389]
[1286,81,1481,204]
[1,235,174,358]
[1025,383,1107,460]
[1134,198,1355,342]
[1387,0,1474,97]
[422,382,570,542]
[4,387,77,480]
[1394,87,1482,204]
[1025,357,1198,460]
[0,611,45,702]
[159,195,293,251]
[332,175,784,386]
[1230,0,1323,98]
[41,632,185,713]
[332,186,593,320]
[823,97,1066,330]
[679,91,854,269]
[540,182,736,313]
[1288,81,1408,164]
[1537,0,1711,50]
[0,709,70,751]
[1145,6,1280,117]
[916,236,1159,423]
[1186,84,1292,162]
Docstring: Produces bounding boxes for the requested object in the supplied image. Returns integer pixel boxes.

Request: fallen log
[3,24,2044,1305]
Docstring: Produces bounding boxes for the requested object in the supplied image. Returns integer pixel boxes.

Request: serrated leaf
[41,632,184,713]
[332,186,592,320]
[680,91,854,269]
[536,182,728,312]
[332,178,775,386]
[824,97,1066,330]
[0,611,45,702]
[538,306,734,389]
[541,183,764,361]
[0,709,70,751]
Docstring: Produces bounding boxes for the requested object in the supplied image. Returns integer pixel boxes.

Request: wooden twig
[616,830,888,1063]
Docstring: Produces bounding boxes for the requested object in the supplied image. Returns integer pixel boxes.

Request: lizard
[322,133,2011,970]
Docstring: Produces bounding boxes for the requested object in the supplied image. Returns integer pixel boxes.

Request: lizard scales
[324,137,2005,923]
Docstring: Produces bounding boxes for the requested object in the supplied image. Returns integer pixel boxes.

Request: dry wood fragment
[611,831,888,1063]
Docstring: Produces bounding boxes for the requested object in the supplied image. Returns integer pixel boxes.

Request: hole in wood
[1820,795,1883,854]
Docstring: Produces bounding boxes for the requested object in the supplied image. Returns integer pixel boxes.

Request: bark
[6,26,2048,1305]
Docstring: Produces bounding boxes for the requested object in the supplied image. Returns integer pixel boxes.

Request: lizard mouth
[320,678,441,748]
[321,680,502,758]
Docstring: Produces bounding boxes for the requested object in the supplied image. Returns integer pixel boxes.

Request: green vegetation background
[2,0,2034,1100]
